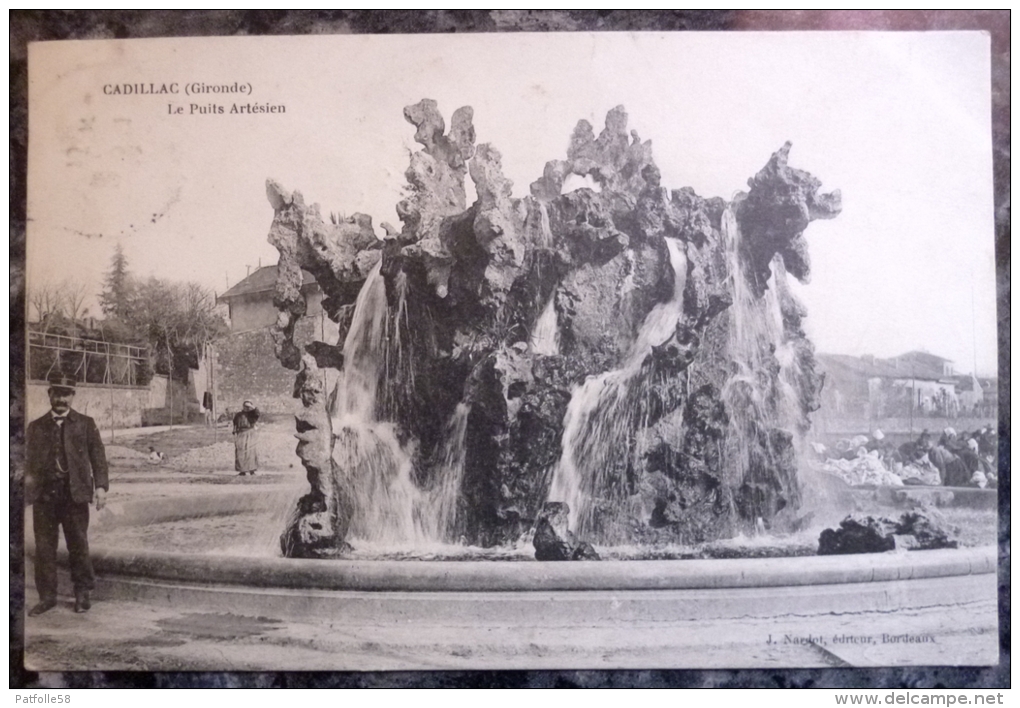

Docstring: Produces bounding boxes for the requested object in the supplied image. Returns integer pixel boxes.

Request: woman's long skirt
[235,428,260,473]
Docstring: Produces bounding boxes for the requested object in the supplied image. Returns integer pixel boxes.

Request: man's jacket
[26,409,109,504]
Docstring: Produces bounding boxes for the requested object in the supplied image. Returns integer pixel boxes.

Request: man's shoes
[28,599,57,616]
[74,590,91,613]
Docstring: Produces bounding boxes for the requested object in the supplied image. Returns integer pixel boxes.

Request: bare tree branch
[57,277,91,334]
[28,281,65,329]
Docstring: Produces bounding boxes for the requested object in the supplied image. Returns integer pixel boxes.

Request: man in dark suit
[25,372,109,616]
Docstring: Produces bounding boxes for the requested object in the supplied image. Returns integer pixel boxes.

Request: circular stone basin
[24,488,999,671]
[26,488,997,592]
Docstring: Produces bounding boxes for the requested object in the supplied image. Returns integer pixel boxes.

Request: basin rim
[37,544,994,592]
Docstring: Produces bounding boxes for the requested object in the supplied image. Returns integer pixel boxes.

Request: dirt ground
[107,417,302,475]
[22,420,308,671]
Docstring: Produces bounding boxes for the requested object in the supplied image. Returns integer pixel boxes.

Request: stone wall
[139,374,204,426]
[26,382,153,430]
[227,287,329,335]
[226,292,280,334]
[214,315,337,417]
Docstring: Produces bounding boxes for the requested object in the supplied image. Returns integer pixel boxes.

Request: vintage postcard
[23,32,998,671]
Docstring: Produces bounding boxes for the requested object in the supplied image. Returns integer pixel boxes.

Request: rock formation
[817,510,959,555]
[533,502,601,561]
[270,100,841,556]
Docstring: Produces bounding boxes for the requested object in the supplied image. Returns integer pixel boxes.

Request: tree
[99,243,134,321]
[27,278,89,335]
[58,277,90,334]
[28,281,64,330]
[127,277,227,381]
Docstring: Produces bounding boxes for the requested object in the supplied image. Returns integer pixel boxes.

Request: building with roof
[816,350,996,427]
[218,266,323,334]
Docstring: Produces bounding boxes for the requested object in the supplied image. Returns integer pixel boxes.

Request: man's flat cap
[47,372,78,391]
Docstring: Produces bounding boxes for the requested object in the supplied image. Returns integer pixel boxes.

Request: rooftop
[218,266,317,301]
[817,352,952,381]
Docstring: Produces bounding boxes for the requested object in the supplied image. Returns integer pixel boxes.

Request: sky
[27,32,997,375]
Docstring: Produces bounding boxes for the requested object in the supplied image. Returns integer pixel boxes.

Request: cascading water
[537,202,554,247]
[330,262,422,545]
[549,238,688,537]
[327,262,471,548]
[385,269,416,400]
[419,402,471,542]
[530,297,560,356]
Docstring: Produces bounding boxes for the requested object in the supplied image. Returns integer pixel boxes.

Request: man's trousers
[32,484,94,601]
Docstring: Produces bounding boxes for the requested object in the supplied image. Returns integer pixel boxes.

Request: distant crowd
[813,427,997,489]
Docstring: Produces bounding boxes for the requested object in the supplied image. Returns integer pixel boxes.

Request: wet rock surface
[269,100,840,554]
[533,502,600,561]
[265,180,381,371]
[734,142,841,298]
[896,508,960,550]
[280,355,354,558]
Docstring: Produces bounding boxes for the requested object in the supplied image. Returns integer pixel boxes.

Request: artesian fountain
[271,99,839,559]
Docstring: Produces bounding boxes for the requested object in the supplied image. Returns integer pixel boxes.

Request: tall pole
[909,378,914,435]
[108,345,114,441]
[167,338,173,433]
[971,285,978,378]
[210,341,218,444]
